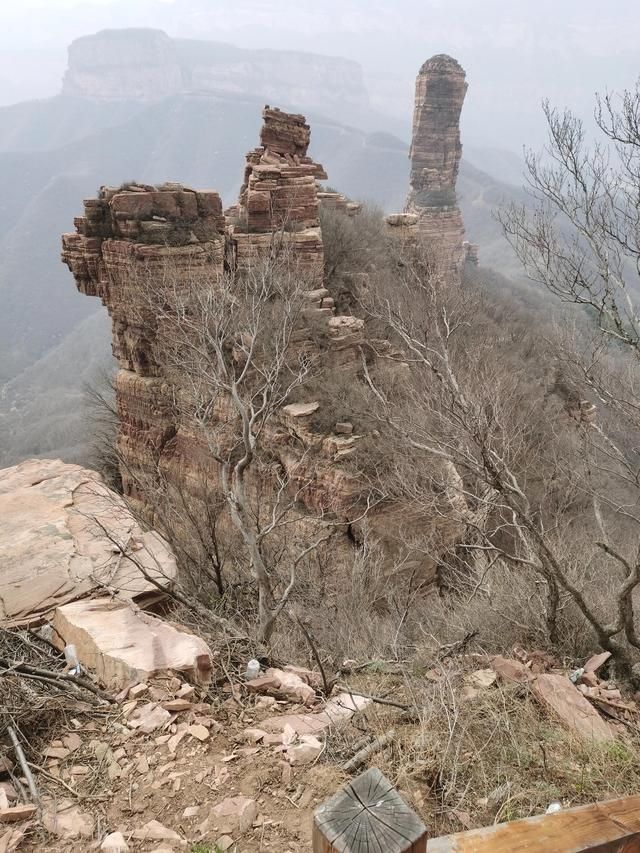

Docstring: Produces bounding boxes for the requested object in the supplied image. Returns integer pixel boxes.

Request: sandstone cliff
[62,104,466,587]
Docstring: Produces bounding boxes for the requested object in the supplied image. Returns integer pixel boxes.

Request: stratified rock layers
[62,106,465,586]
[404,54,468,283]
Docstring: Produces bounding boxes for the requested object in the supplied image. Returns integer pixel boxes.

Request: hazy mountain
[5,1,640,152]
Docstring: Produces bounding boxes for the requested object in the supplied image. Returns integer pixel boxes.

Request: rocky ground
[3,647,640,852]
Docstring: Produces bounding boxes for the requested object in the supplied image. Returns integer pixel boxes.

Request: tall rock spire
[403,54,469,283]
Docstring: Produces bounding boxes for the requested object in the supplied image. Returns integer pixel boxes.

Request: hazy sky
[3,0,640,152]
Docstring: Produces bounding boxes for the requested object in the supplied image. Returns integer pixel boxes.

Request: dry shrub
[323,660,640,837]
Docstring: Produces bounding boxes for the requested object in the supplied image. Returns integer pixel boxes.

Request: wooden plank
[313,767,428,853]
[427,795,640,852]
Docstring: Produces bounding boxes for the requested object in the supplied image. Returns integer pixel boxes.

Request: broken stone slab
[490,656,532,684]
[41,798,94,838]
[584,651,612,674]
[52,598,213,689]
[260,692,371,735]
[131,820,185,845]
[210,797,257,834]
[0,459,177,627]
[531,673,614,742]
[100,831,130,852]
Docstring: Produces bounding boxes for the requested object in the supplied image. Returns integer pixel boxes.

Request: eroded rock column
[401,54,469,283]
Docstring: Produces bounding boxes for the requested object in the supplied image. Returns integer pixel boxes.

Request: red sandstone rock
[388,55,469,285]
[61,104,469,596]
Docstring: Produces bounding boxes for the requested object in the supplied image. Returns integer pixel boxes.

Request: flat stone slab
[0,459,177,626]
[531,673,614,743]
[52,598,213,688]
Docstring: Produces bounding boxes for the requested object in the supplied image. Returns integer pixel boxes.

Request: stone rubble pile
[0,660,371,851]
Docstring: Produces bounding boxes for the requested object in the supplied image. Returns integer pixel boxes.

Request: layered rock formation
[63,29,370,122]
[62,105,466,586]
[395,54,469,283]
[229,107,327,276]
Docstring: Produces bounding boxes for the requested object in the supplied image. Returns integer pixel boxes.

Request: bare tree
[362,240,640,678]
[500,89,640,352]
[138,252,339,644]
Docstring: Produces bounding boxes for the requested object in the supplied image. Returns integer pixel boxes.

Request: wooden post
[313,767,428,852]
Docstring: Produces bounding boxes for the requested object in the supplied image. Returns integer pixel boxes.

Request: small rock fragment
[0,804,37,823]
[100,831,130,852]
[287,735,323,765]
[210,796,258,834]
[43,747,70,761]
[62,733,83,752]
[468,669,497,689]
[182,806,199,818]
[162,699,193,712]
[490,656,531,684]
[188,724,209,742]
[131,819,184,844]
[243,728,267,743]
[127,703,171,734]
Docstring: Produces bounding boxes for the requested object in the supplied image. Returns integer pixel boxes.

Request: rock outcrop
[62,29,370,122]
[229,106,327,277]
[0,458,177,627]
[62,105,466,587]
[390,54,470,283]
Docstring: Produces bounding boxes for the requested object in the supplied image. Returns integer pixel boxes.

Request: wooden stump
[313,767,428,852]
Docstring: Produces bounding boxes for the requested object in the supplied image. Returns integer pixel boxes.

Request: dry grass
[323,659,640,837]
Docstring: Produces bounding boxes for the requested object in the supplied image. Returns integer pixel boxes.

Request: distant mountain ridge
[62,28,371,128]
